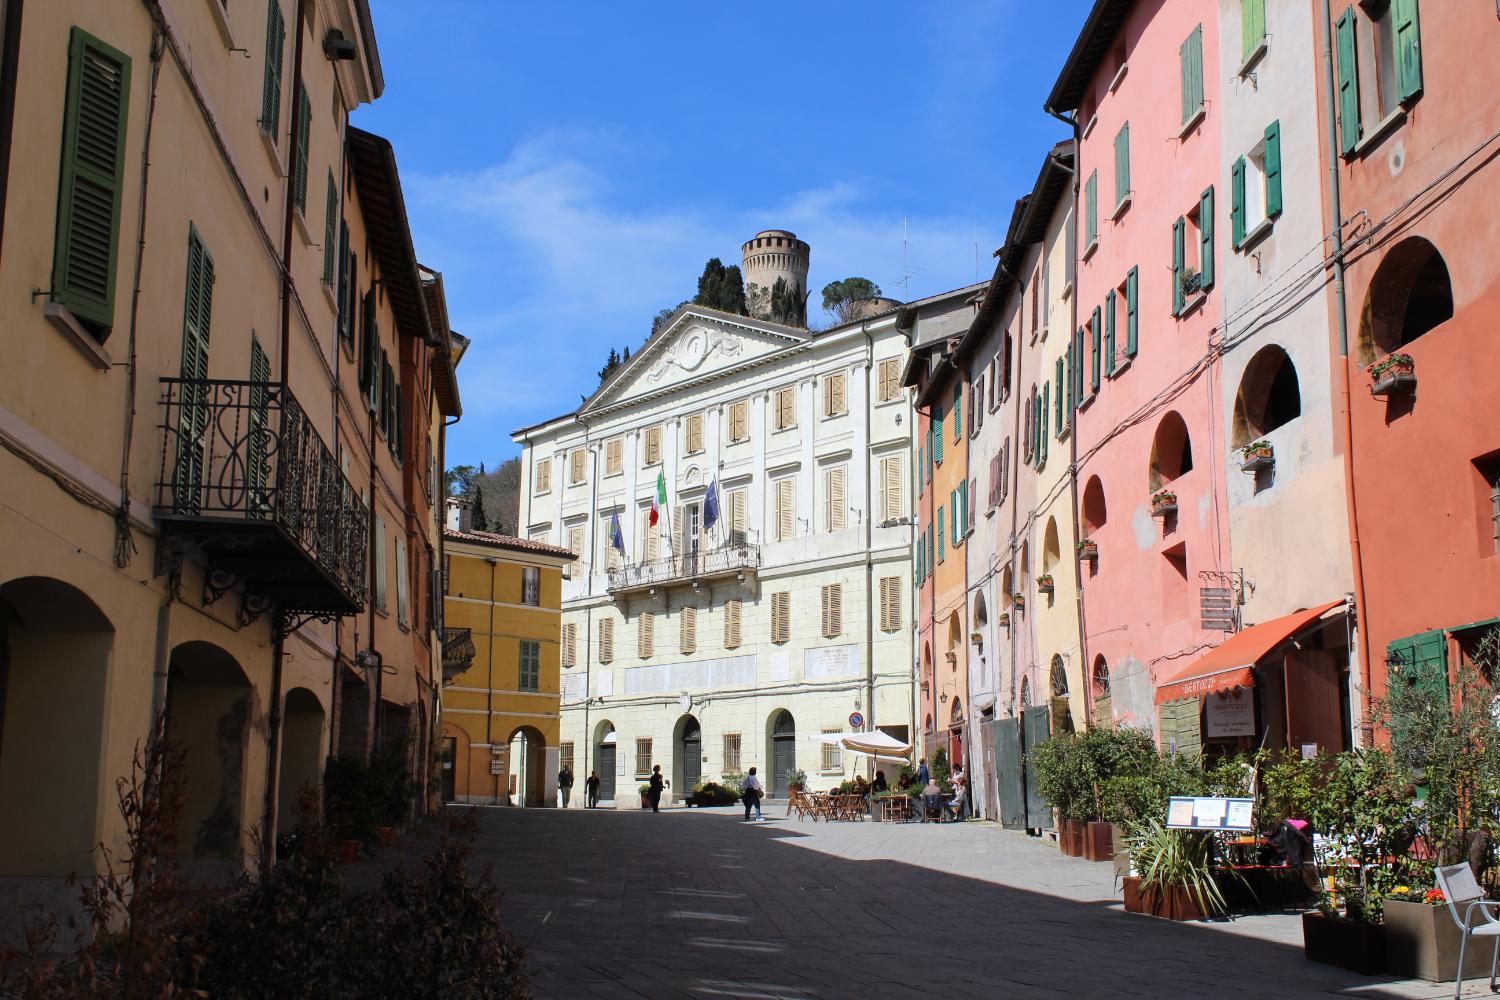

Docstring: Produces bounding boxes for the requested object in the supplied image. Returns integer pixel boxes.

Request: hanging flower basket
[1077,538,1098,560]
[1150,490,1178,517]
[1240,440,1274,472]
[1036,574,1055,595]
[997,612,1011,628]
[1368,353,1416,396]
[1011,593,1026,611]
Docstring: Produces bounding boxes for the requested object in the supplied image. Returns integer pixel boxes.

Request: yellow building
[440,508,575,806]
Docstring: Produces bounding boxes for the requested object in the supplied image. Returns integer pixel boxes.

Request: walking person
[586,770,601,808]
[916,757,931,785]
[741,766,765,822]
[647,764,669,813]
[558,765,574,808]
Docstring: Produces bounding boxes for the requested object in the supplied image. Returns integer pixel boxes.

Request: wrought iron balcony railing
[606,542,760,594]
[442,627,476,682]
[154,377,369,616]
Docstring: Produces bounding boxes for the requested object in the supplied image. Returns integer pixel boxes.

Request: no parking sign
[848,712,864,729]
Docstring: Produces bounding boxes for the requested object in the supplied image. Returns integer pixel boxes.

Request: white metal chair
[1434,862,1500,999]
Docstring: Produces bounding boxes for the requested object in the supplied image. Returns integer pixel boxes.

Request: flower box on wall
[997,612,1011,629]
[1301,911,1387,975]
[1036,574,1055,595]
[1240,441,1273,472]
[1011,594,1026,612]
[1368,353,1416,396]
[1077,539,1098,561]
[1150,490,1178,517]
[1385,897,1495,982]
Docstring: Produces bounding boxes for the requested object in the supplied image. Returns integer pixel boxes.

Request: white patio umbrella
[810,730,912,763]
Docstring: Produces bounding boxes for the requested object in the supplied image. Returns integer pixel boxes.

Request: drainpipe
[1319,0,1374,743]
[862,321,876,738]
[0,0,20,267]
[485,556,498,803]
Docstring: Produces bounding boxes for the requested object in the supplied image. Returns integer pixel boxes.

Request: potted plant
[1123,821,1234,921]
[1150,490,1177,517]
[785,768,808,794]
[1179,268,1203,298]
[1367,352,1416,395]
[1077,538,1098,561]
[997,612,1010,629]
[1036,574,1055,595]
[1011,593,1026,612]
[639,783,652,809]
[1302,902,1387,975]
[1240,440,1273,472]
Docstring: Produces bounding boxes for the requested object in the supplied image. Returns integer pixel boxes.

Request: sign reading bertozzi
[1205,686,1254,737]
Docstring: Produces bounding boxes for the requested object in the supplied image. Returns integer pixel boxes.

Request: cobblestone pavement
[467,804,1469,1000]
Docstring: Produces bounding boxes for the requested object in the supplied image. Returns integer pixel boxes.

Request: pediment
[582,307,807,414]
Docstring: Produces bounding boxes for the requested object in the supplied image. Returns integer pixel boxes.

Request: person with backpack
[741,767,765,822]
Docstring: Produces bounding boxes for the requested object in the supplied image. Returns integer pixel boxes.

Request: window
[877,359,900,402]
[534,458,551,494]
[774,387,796,430]
[952,383,963,441]
[937,506,946,562]
[605,437,622,475]
[1031,275,1041,335]
[522,566,540,606]
[642,508,660,561]
[337,226,355,350]
[643,425,662,465]
[821,728,843,772]
[774,477,795,541]
[259,1,284,136]
[1358,236,1451,361]
[374,514,388,609]
[1083,475,1108,535]
[395,536,409,626]
[820,586,843,639]
[724,599,742,649]
[635,738,653,778]
[569,449,586,485]
[52,28,132,335]
[358,290,377,401]
[1054,356,1065,433]
[1335,1,1423,156]
[678,605,697,654]
[970,373,983,436]
[933,411,945,464]
[1172,188,1216,315]
[1232,121,1283,249]
[566,524,584,561]
[824,466,847,532]
[518,640,540,691]
[727,489,748,542]
[722,733,742,773]
[1150,411,1195,490]
[638,612,655,658]
[1180,24,1205,127]
[561,622,577,668]
[685,413,704,454]
[1241,0,1267,63]
[771,592,790,645]
[1124,267,1139,359]
[1476,456,1500,557]
[822,371,847,417]
[601,519,622,572]
[1090,307,1102,394]
[1103,290,1118,377]
[291,84,310,214]
[880,455,903,524]
[322,173,337,284]
[599,617,614,664]
[1113,123,1131,212]
[1084,170,1098,251]
[1232,345,1302,447]
[561,742,575,774]
[880,576,901,633]
[728,400,749,442]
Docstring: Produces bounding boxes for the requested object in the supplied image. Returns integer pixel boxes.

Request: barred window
[821,728,843,772]
[722,732,742,772]
[561,741,575,773]
[635,738,653,778]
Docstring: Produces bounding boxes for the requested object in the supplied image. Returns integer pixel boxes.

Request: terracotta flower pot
[1301,911,1386,975]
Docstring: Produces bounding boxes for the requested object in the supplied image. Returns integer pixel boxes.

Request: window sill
[1057,423,1071,442]
[293,207,314,247]
[322,279,338,312]
[985,507,997,519]
[1177,105,1207,140]
[259,125,284,177]
[1111,194,1132,222]
[1238,39,1268,79]
[819,412,847,422]
[43,303,113,371]
[1081,114,1098,140]
[1078,390,1097,412]
[205,0,236,49]
[1082,239,1099,262]
[1349,107,1408,159]
[1108,355,1132,378]
[534,490,551,498]
[1178,289,1208,318]
[1237,216,1274,253]
[1109,61,1128,93]
[1061,282,1073,302]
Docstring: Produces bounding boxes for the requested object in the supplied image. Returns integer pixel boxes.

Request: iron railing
[607,542,759,592]
[155,377,369,610]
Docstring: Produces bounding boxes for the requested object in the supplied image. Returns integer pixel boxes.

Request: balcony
[441,627,476,683]
[607,541,760,596]
[154,377,369,618]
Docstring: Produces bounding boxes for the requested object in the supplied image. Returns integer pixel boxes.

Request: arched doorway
[593,720,617,804]
[507,725,546,807]
[166,640,253,861]
[675,715,701,794]
[0,576,113,878]
[278,687,325,828]
[769,710,795,797]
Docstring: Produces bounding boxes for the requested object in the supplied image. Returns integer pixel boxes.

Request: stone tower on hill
[741,229,809,326]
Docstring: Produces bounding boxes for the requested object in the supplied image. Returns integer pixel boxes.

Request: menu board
[1165,796,1256,831]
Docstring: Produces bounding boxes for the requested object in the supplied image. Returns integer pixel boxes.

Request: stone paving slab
[466,804,1475,1000]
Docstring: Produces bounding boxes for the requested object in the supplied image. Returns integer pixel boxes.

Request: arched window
[1359,236,1454,362]
[973,592,988,630]
[1042,517,1061,574]
[1149,411,1193,490]
[1019,677,1032,708]
[1092,656,1110,698]
[951,697,964,725]
[947,612,963,667]
[1233,345,1301,447]
[1049,655,1068,697]
[1082,475,1107,535]
[1001,565,1014,606]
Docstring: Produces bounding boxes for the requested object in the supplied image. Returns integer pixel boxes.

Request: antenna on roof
[888,216,922,301]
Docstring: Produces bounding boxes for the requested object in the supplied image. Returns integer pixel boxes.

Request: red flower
[1425,889,1446,905]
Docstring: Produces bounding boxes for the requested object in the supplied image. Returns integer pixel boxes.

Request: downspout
[1319,0,1373,741]
[262,0,308,870]
[329,118,351,761]
[485,556,498,803]
[862,321,876,737]
[0,0,21,267]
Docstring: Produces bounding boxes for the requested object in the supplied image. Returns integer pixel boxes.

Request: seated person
[871,770,890,794]
[946,783,968,821]
[921,779,943,818]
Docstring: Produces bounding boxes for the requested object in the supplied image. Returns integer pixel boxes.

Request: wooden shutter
[337,224,352,346]
[53,29,132,331]
[680,606,697,654]
[821,584,842,638]
[1084,171,1098,246]
[776,478,794,541]
[1180,25,1204,124]
[1054,357,1065,430]
[567,524,584,559]
[248,336,271,504]
[1263,120,1283,218]
[1199,186,1215,290]
[562,623,576,668]
[729,490,747,535]
[1335,8,1361,156]
[771,592,790,644]
[1040,383,1049,464]
[1125,266,1139,357]
[953,384,962,441]
[606,437,622,474]
[1090,306,1102,392]
[174,227,215,511]
[880,456,901,524]
[644,425,661,464]
[671,504,684,560]
[1231,156,1247,249]
[1073,328,1085,403]
[1242,0,1266,60]
[293,85,310,213]
[934,415,944,464]
[323,173,337,282]
[599,617,614,663]
[725,599,742,649]
[686,413,703,453]
[535,458,550,493]
[730,400,747,441]
[260,1,284,134]
[570,449,585,484]
[1172,217,1187,315]
[1114,123,1130,207]
[643,509,659,561]
[880,576,901,632]
[776,388,795,429]
[1104,289,1117,374]
[879,359,898,401]
[937,507,946,561]
[1392,0,1422,103]
[359,290,376,400]
[823,372,846,417]
[825,467,846,532]
[374,515,387,609]
[638,612,654,659]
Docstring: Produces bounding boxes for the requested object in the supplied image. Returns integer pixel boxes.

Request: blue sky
[354,1,1088,469]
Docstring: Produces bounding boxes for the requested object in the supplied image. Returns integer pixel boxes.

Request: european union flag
[703,479,720,531]
[610,510,625,553]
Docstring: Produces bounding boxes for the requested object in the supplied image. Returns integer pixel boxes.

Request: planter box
[1037,578,1055,595]
[1386,897,1497,982]
[1150,495,1177,517]
[1078,541,1098,561]
[1111,823,1130,877]
[1084,821,1114,863]
[1369,362,1416,397]
[1057,819,1087,857]
[1301,912,1387,975]
[1223,866,1319,912]
[1240,450,1273,472]
[1121,877,1206,921]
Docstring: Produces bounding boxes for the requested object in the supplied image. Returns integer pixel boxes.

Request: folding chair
[1435,862,1500,999]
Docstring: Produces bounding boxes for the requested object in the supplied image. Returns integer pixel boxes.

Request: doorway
[770,710,795,797]
[678,715,701,792]
[596,723,617,803]
[440,737,456,802]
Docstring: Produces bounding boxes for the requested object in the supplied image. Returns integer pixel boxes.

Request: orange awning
[1155,600,1345,705]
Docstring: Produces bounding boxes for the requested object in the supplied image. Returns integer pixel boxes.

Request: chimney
[445,497,473,533]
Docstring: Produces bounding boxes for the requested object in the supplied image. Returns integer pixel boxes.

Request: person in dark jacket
[586,771,601,808]
[558,765,574,808]
[647,764,669,812]
[916,758,931,785]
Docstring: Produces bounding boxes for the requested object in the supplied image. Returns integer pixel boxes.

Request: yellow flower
[1392,886,1411,894]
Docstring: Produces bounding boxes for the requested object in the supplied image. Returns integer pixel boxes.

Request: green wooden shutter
[1085,171,1098,246]
[1335,8,1361,156]
[1090,306,1102,392]
[1263,120,1283,218]
[1180,25,1204,124]
[1125,266,1139,357]
[52,28,131,332]
[1040,384,1049,464]
[1199,187,1215,290]
[953,384,962,441]
[260,0,284,135]
[1114,123,1130,206]
[1231,156,1247,249]
[1073,328,1085,403]
[938,507,946,562]
[175,226,215,513]
[1392,0,1422,103]
[959,480,969,536]
[949,490,957,545]
[323,172,337,283]
[1054,357,1065,430]
[1172,217,1186,315]
[1065,344,1076,427]
[1387,629,1449,702]
[934,414,945,464]
[337,225,352,347]
[1104,289,1117,375]
[248,336,271,509]
[293,85,310,213]
[1242,0,1266,61]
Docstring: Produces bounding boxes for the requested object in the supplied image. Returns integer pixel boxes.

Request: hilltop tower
[741,229,810,326]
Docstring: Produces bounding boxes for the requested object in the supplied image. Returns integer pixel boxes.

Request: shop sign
[1206,686,1254,737]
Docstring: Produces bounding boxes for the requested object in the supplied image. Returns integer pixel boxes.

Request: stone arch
[1082,475,1107,535]
[946,611,963,669]
[1358,236,1454,363]
[0,576,113,877]
[166,640,253,860]
[1232,344,1302,447]
[506,724,547,807]
[278,687,326,828]
[592,719,617,803]
[1149,411,1194,490]
[673,713,702,794]
[767,709,796,797]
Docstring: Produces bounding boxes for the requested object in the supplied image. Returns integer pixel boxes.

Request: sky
[353,1,1091,470]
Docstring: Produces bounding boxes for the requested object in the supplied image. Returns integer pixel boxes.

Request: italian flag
[649,470,665,527]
